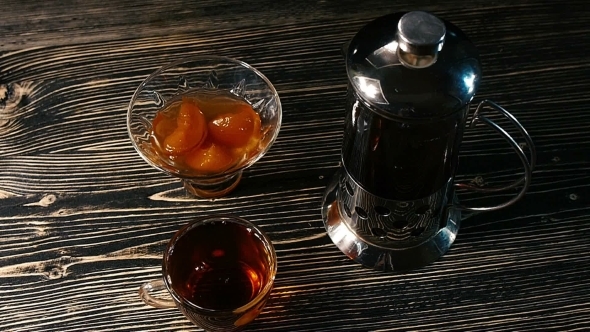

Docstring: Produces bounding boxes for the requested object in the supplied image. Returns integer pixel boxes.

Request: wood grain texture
[1,0,589,331]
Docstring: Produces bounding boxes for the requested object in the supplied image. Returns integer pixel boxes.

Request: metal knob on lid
[396,11,446,68]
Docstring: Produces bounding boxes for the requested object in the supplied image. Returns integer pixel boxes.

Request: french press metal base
[322,168,461,272]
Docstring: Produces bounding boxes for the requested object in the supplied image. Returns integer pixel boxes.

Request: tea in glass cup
[139,215,277,331]
[127,56,282,198]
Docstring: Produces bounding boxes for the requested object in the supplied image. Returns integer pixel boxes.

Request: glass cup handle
[454,100,537,212]
[139,279,176,309]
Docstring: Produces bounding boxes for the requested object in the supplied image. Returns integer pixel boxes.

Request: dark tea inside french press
[322,11,535,272]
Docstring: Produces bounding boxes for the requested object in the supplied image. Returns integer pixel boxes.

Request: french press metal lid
[346,10,480,119]
[322,11,535,272]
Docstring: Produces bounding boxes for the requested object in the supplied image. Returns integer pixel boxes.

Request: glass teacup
[139,215,277,331]
[127,56,281,198]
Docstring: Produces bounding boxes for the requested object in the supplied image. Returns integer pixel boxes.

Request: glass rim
[126,55,282,180]
[162,215,278,315]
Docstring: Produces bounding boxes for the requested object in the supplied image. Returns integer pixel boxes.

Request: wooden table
[2,0,589,331]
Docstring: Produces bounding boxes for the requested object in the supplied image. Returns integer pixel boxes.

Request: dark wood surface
[1,0,589,331]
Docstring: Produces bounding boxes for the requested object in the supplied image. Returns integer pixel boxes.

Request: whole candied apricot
[208,104,261,148]
[151,112,177,154]
[152,112,176,139]
[197,95,245,120]
[231,109,262,159]
[242,123,262,156]
[185,140,236,173]
[163,98,207,155]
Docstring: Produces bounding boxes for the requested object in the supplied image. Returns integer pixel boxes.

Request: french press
[322,11,536,271]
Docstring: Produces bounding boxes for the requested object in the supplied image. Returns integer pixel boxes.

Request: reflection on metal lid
[366,41,402,69]
[463,73,476,94]
[353,76,389,105]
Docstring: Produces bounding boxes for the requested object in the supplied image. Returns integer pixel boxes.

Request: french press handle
[454,100,536,212]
